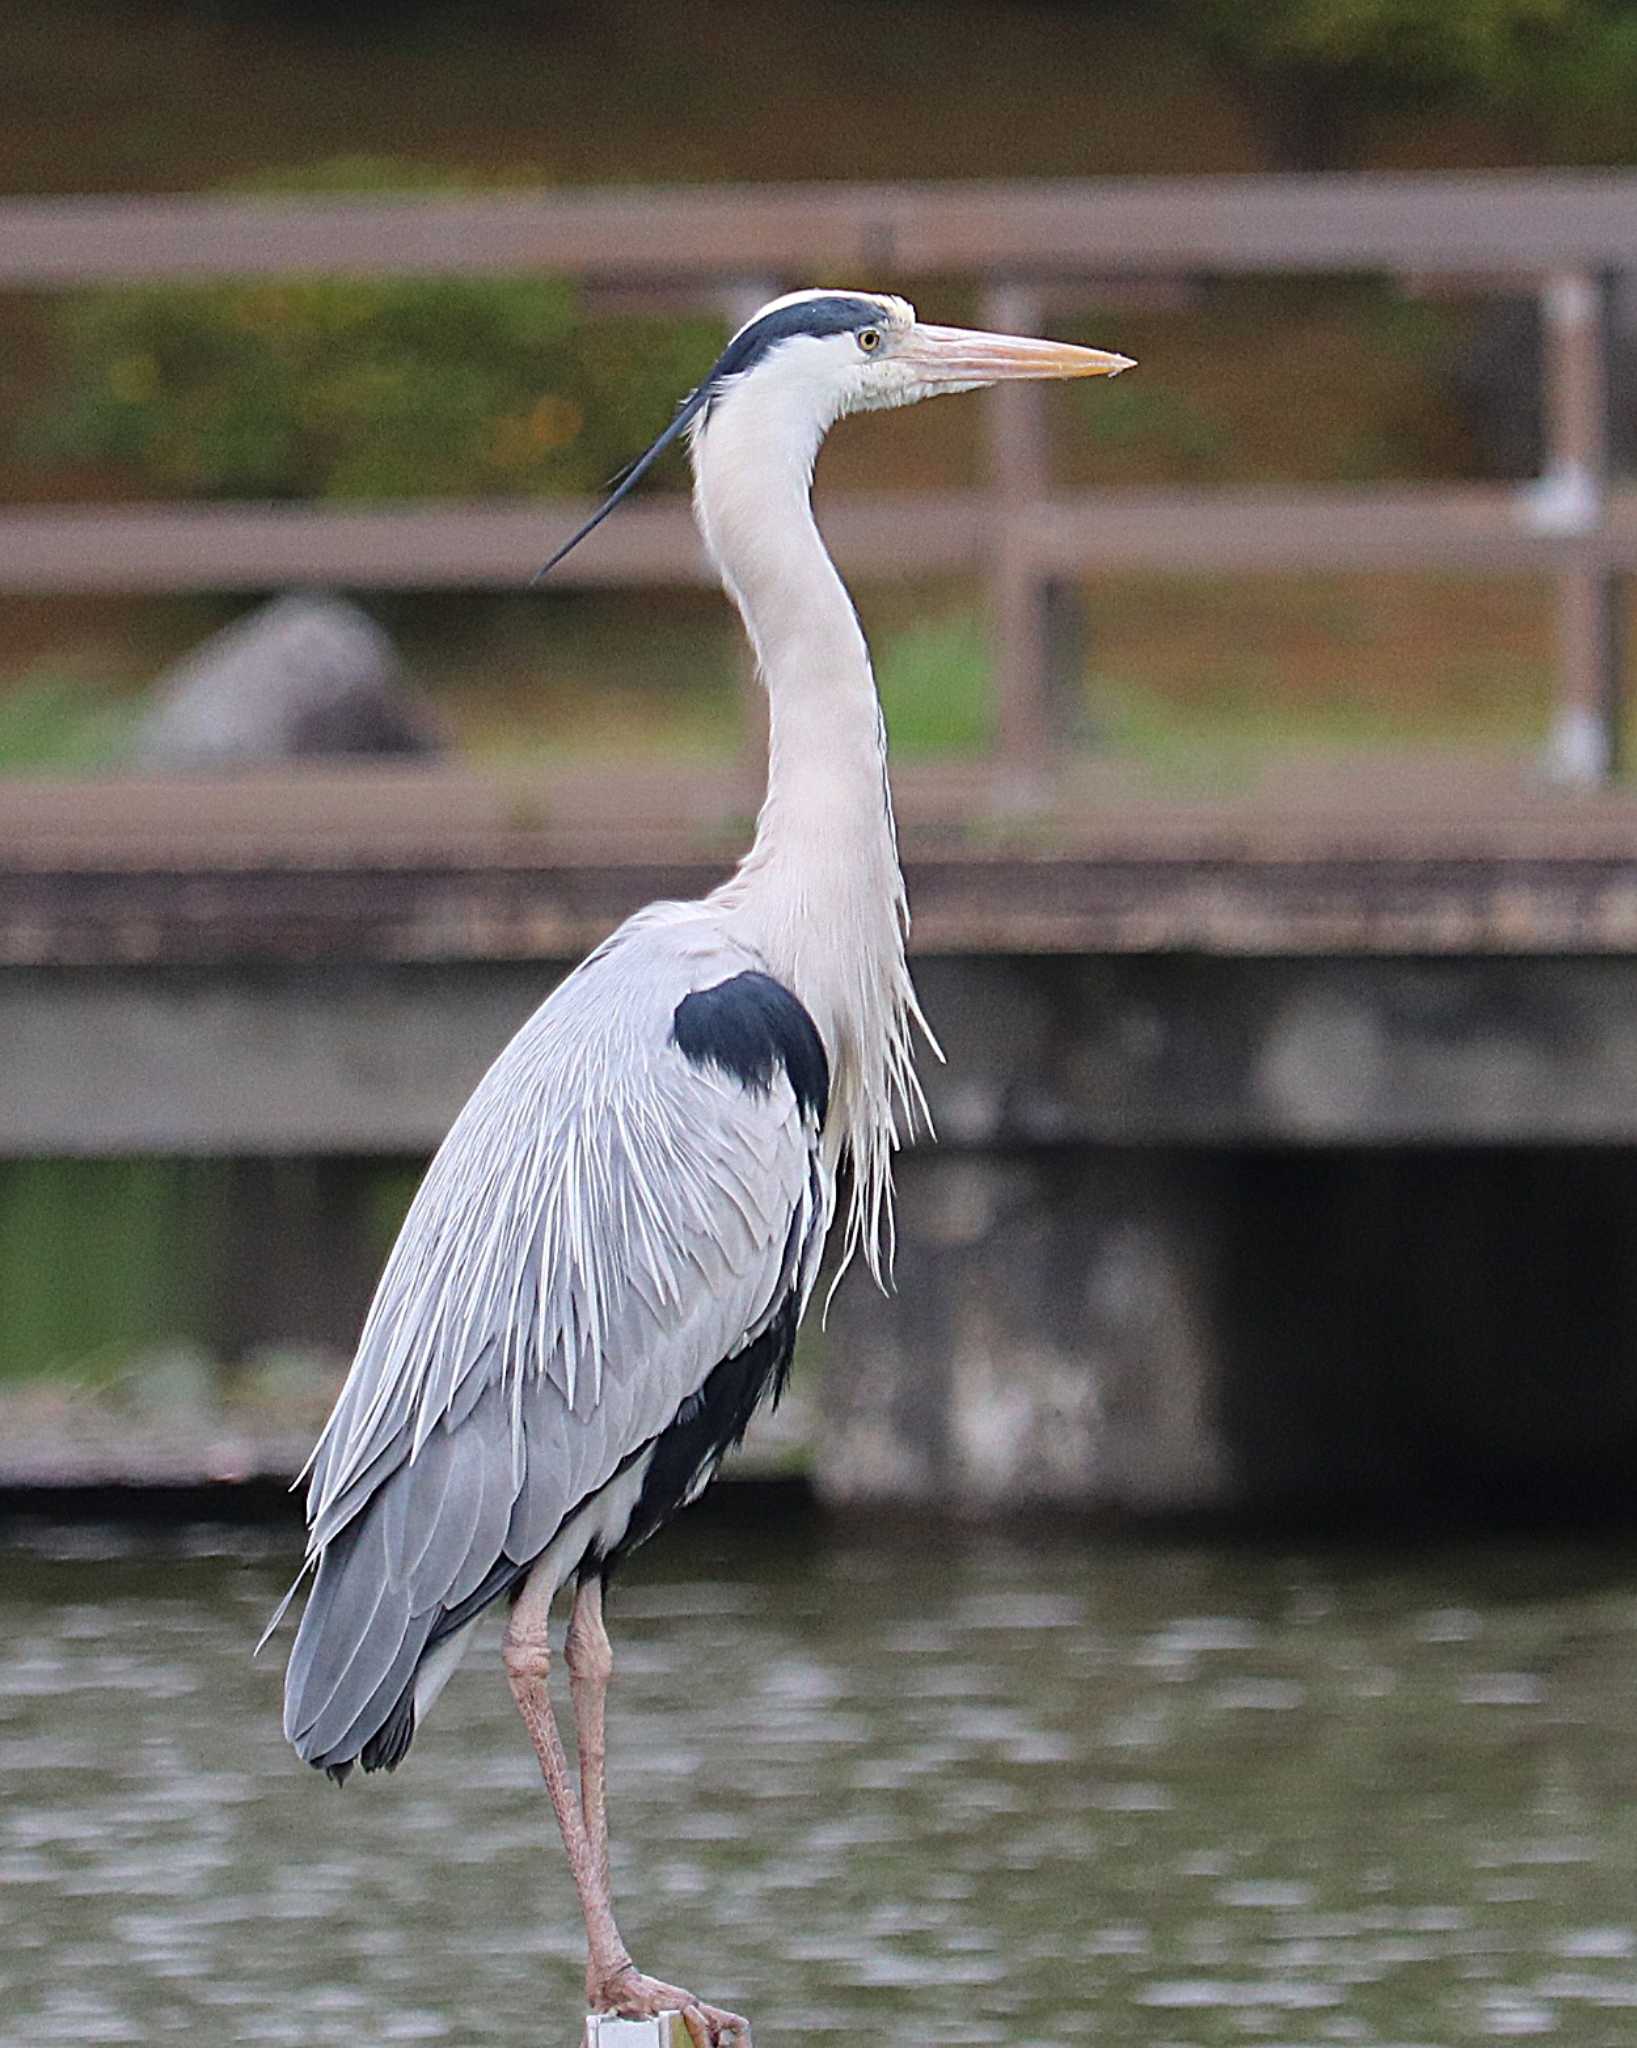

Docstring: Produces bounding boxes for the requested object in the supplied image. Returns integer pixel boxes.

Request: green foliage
[0,671,139,773]
[1076,379,1234,480]
[1198,0,1575,94]
[1188,0,1637,163]
[27,158,722,502]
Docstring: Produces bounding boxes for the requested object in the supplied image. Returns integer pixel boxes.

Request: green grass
[0,668,140,773]
[1087,673,1543,796]
[876,612,993,756]
[0,578,1582,780]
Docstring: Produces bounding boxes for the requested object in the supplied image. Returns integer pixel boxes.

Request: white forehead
[731,287,915,345]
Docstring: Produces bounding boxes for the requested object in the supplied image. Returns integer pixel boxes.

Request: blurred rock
[123,1341,219,1423]
[136,592,446,768]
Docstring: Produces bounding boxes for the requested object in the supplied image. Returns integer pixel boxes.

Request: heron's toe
[683,1999,751,2048]
[590,1967,749,2046]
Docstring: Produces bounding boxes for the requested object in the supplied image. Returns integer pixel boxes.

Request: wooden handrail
[3,485,1632,593]
[6,175,1637,284]
[4,174,1633,787]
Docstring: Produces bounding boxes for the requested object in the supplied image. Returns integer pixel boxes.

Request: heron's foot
[589,1964,750,2047]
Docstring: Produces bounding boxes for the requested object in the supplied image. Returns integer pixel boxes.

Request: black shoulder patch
[672,971,829,1125]
[702,294,885,410]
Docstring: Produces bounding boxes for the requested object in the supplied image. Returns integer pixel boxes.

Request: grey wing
[281,910,831,1771]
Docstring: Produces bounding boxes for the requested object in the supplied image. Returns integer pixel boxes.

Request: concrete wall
[10,950,1637,1513]
[911,954,1637,1148]
[14,953,1637,1155]
[827,956,1637,1514]
[822,1147,1229,1513]
[823,1143,1637,1516]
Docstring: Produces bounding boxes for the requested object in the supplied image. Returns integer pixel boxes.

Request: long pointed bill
[896,323,1134,386]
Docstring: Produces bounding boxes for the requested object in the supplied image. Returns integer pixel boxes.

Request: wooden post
[1042,572,1090,743]
[981,281,1056,811]
[1536,270,1622,783]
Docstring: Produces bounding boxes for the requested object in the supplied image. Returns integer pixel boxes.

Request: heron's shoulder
[467,900,826,1130]
[592,897,761,970]
[558,901,774,1024]
[593,906,825,1110]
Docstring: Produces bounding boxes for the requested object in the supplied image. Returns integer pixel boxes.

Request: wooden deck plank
[8,763,1637,962]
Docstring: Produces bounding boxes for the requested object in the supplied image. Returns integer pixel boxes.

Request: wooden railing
[5,174,1636,790]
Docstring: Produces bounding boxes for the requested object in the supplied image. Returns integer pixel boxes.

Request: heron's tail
[282,1512,436,1783]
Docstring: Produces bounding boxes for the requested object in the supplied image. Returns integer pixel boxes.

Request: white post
[584,2014,695,2047]
[1532,270,1621,784]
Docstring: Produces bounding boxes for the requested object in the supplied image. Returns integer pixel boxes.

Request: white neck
[692,372,931,1279]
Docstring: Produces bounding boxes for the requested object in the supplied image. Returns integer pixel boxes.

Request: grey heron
[274,288,1131,2044]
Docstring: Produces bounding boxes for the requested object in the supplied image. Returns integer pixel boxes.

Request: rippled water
[7,1512,1637,2046]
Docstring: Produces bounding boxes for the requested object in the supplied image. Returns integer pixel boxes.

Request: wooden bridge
[10,174,1637,1511]
[10,753,1637,1154]
[11,758,1637,1514]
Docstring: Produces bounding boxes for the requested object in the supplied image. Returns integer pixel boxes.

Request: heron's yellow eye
[857,327,883,354]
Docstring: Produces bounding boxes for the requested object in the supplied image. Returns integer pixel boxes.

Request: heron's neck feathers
[691,376,934,1285]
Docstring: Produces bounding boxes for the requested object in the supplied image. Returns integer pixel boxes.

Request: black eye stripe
[534,295,894,578]
[701,295,888,406]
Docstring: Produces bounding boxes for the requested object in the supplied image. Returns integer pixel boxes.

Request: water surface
[6,1513,1637,2045]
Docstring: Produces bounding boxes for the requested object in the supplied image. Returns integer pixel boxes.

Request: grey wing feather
[284,1511,430,1761]
[283,906,831,1767]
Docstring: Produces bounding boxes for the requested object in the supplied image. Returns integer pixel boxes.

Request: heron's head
[534,288,1132,581]
[698,288,1133,427]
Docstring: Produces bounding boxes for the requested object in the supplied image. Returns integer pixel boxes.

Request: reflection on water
[6,1513,1637,2045]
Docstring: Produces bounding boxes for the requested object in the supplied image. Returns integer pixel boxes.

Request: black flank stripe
[610,1294,802,1569]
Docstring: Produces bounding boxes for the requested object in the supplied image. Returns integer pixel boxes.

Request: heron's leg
[503,1574,750,2048]
[501,1584,628,1983]
[566,1572,614,1902]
